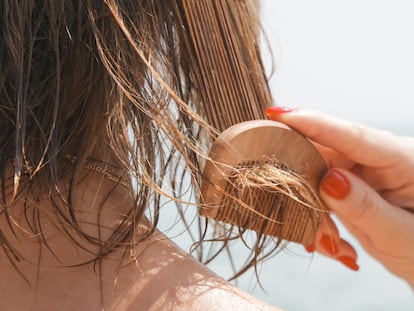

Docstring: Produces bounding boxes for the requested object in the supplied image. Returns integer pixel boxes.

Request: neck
[0,165,137,310]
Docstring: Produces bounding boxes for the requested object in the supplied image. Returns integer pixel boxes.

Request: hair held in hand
[0,0,325,279]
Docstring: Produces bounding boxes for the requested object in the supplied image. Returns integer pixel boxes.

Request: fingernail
[265,106,293,120]
[319,234,339,256]
[320,169,350,199]
[304,243,315,253]
[337,255,360,271]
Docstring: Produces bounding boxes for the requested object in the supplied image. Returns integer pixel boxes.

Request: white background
[261,0,414,132]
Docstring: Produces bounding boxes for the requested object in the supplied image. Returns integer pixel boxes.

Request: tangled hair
[0,0,317,279]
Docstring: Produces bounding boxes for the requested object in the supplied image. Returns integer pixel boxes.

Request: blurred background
[160,1,414,310]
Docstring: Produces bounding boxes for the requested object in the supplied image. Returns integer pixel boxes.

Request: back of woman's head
[0,0,277,277]
[1,1,150,187]
[0,0,180,263]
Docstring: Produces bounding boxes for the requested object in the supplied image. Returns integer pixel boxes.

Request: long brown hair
[0,0,279,277]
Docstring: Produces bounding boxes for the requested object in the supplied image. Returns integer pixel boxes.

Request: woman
[2,0,411,309]
[0,1,282,310]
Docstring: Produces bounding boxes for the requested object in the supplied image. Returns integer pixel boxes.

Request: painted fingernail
[337,255,360,271]
[320,169,350,199]
[304,243,315,253]
[265,106,293,120]
[319,234,339,256]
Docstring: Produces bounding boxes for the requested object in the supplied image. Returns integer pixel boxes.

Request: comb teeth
[210,161,320,244]
[200,120,328,246]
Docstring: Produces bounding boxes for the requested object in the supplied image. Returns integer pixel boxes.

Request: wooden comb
[200,120,328,245]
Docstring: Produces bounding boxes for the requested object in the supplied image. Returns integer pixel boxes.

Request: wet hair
[0,0,316,279]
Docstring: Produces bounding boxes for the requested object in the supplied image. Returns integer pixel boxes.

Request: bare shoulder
[108,230,284,311]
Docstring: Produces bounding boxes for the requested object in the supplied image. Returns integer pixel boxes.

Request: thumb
[319,169,414,252]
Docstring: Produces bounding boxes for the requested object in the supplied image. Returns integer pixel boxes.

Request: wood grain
[201,120,328,245]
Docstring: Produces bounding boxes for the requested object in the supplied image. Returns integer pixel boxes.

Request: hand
[266,107,414,288]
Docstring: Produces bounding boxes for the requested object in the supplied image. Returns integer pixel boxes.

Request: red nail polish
[304,243,315,253]
[337,255,360,271]
[319,234,339,256]
[320,169,350,199]
[265,106,293,120]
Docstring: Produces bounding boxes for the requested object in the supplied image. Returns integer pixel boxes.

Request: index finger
[265,107,402,167]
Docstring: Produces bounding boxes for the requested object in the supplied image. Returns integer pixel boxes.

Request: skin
[267,108,414,289]
[0,169,283,311]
